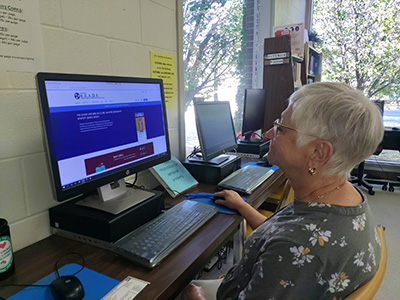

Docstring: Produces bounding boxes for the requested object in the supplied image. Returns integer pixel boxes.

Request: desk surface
[1,169,285,300]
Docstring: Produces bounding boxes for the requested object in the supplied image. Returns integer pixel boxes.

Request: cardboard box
[274,23,307,59]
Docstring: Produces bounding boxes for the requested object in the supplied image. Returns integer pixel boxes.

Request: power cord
[125,173,138,188]
[373,156,391,179]
[187,145,202,159]
[125,173,146,189]
[217,247,229,270]
[254,132,267,140]
[0,252,86,299]
[230,148,237,153]
[54,252,85,278]
[370,156,397,191]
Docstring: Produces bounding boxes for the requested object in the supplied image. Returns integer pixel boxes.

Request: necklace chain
[315,183,345,201]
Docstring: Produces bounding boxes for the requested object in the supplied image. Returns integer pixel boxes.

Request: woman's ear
[309,140,334,167]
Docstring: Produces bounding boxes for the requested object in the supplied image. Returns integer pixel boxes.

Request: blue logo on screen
[74,92,103,100]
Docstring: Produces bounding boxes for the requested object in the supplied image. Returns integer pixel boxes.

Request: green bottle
[0,219,15,281]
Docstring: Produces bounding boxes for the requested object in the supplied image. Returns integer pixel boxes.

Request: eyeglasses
[273,119,315,138]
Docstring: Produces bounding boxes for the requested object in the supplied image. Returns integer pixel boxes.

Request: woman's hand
[214,189,267,230]
[213,190,247,211]
[181,283,207,300]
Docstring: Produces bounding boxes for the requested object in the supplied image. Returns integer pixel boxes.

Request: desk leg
[233,220,246,264]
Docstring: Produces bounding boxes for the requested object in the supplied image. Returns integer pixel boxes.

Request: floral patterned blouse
[217,191,381,300]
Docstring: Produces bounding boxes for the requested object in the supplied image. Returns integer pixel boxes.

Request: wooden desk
[0,169,285,300]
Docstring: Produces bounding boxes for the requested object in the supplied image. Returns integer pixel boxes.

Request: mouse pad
[241,161,279,171]
[9,263,120,300]
[185,193,246,214]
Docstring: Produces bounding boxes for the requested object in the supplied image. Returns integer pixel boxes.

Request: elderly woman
[182,82,384,300]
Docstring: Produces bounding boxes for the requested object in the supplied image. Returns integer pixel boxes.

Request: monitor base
[187,154,229,165]
[77,187,155,215]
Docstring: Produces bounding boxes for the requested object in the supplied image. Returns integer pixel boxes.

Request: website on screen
[44,80,167,188]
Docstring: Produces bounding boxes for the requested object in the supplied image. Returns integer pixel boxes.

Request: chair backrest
[344,226,387,300]
[281,184,294,208]
[272,179,293,210]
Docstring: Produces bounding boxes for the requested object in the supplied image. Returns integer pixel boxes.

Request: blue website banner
[49,101,161,113]
[49,104,165,160]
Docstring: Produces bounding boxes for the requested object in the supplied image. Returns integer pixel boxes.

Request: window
[183,0,246,156]
[312,0,400,163]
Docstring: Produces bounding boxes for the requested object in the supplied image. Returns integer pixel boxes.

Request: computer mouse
[50,275,85,300]
[211,195,225,202]
[256,159,272,167]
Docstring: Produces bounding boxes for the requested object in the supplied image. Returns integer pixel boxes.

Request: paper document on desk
[101,276,150,300]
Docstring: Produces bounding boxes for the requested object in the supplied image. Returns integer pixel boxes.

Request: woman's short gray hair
[289,82,384,178]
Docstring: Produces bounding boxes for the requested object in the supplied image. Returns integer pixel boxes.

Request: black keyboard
[113,200,218,268]
[218,165,275,194]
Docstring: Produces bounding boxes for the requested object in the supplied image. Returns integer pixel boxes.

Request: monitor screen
[36,73,170,206]
[194,101,237,162]
[241,89,266,141]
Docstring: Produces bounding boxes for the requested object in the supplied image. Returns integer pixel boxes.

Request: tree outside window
[183,0,245,155]
[313,0,400,163]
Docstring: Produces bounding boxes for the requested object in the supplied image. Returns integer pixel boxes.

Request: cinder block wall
[0,0,180,251]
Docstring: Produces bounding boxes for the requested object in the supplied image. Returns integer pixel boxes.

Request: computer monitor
[36,73,171,214]
[373,100,384,115]
[240,89,267,142]
[193,101,237,165]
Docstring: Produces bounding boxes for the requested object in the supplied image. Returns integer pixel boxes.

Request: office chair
[350,161,375,195]
[351,127,400,193]
[349,100,383,195]
[350,141,385,195]
[370,128,400,191]
[363,173,400,192]
[345,226,387,300]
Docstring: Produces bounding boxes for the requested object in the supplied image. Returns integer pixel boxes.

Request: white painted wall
[274,0,306,27]
[0,0,180,251]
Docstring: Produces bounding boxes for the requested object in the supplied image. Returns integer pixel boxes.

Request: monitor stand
[239,133,265,144]
[76,179,155,215]
[188,154,229,165]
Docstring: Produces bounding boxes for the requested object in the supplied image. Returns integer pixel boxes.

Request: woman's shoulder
[261,200,378,249]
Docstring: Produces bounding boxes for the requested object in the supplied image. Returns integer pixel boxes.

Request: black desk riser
[182,154,241,184]
[236,139,270,158]
[49,189,164,243]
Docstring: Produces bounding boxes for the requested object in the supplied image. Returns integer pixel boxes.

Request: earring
[308,167,317,176]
